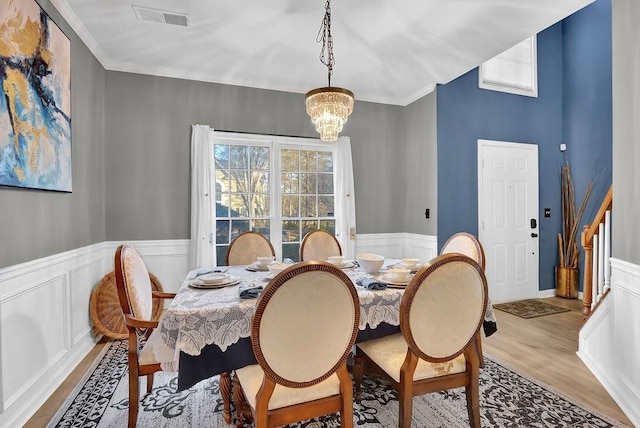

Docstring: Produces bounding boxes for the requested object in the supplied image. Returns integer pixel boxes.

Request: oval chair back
[226,231,275,266]
[401,253,488,363]
[300,229,342,262]
[440,232,486,271]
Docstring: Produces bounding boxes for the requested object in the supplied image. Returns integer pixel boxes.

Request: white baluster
[597,223,605,302]
[592,233,598,309]
[603,210,611,292]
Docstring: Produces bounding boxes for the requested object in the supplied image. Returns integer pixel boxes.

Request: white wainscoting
[356,233,437,264]
[0,240,189,428]
[578,258,640,427]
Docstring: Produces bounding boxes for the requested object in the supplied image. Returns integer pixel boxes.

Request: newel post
[581,225,593,319]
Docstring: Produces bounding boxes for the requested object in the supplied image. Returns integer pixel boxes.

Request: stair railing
[580,185,612,319]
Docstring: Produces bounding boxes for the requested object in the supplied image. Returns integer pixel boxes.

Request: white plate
[336,261,357,269]
[189,275,242,289]
[399,264,421,272]
[198,273,230,284]
[376,274,414,286]
[246,264,270,272]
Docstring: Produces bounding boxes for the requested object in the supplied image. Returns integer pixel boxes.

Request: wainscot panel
[578,258,640,427]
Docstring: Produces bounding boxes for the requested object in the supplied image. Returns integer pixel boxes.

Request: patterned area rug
[47,340,627,428]
[493,299,572,319]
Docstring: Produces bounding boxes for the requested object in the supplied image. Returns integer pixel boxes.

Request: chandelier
[305,0,354,142]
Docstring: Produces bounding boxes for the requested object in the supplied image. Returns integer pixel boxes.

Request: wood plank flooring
[25,297,632,427]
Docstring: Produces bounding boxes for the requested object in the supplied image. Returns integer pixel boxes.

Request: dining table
[146,259,497,423]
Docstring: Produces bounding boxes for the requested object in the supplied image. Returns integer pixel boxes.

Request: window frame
[479,35,538,98]
[212,132,337,262]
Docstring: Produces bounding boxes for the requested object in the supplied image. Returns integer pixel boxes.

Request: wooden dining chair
[114,244,176,428]
[440,232,487,367]
[232,261,360,428]
[300,229,342,261]
[354,253,488,428]
[226,231,275,266]
[440,232,486,270]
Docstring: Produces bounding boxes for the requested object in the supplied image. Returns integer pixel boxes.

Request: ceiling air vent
[132,5,189,27]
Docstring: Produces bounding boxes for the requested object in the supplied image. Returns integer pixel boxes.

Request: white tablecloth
[149,260,496,372]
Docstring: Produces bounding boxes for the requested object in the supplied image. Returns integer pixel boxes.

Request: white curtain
[189,125,215,269]
[333,136,357,260]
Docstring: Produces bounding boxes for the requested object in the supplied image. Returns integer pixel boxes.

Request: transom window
[213,133,336,265]
[479,35,538,98]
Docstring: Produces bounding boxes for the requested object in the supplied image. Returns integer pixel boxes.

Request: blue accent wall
[563,0,613,233]
[436,0,612,293]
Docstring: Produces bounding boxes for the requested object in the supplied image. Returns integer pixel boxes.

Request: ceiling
[51,0,593,106]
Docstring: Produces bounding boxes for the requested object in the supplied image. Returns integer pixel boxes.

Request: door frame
[477,139,539,302]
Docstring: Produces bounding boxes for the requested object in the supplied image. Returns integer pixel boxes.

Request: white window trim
[479,35,538,98]
[212,131,341,262]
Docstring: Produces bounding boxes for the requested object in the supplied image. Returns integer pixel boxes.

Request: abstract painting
[0,0,72,192]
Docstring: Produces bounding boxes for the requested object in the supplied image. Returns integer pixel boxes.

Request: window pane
[252,219,270,240]
[214,145,229,168]
[300,151,317,172]
[231,220,250,239]
[318,196,334,217]
[281,172,299,194]
[250,146,270,170]
[301,196,317,217]
[250,171,269,194]
[300,173,316,194]
[251,194,270,217]
[281,149,298,172]
[317,152,333,172]
[216,220,230,244]
[282,220,300,242]
[319,220,335,234]
[230,170,249,193]
[317,174,333,194]
[282,195,299,217]
[216,245,228,266]
[282,243,300,262]
[217,194,230,217]
[302,220,318,238]
[230,145,248,169]
[230,194,249,217]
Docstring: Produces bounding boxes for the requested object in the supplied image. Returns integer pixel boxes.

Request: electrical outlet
[425,208,430,219]
[544,208,551,217]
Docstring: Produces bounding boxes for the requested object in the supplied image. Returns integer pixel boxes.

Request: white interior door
[478,140,539,303]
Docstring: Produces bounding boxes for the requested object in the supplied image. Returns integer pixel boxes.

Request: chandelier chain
[316,0,335,86]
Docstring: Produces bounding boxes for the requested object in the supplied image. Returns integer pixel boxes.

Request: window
[213,133,337,265]
[479,35,538,97]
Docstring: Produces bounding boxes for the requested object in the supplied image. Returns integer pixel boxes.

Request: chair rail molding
[578,257,640,427]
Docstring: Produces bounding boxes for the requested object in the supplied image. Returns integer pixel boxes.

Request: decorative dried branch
[559,162,594,268]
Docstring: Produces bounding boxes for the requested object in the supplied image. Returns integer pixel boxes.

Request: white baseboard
[577,258,640,427]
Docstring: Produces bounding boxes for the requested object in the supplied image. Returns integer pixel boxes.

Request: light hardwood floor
[25,297,632,427]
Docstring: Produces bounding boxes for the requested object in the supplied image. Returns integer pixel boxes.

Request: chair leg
[146,373,154,394]
[338,365,354,428]
[352,354,365,402]
[398,385,413,428]
[128,364,139,428]
[476,335,484,368]
[465,370,481,427]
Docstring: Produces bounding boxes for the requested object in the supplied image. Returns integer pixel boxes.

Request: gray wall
[403,91,437,235]
[104,72,428,240]
[0,1,106,269]
[612,0,640,264]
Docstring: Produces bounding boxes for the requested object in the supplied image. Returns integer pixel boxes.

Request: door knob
[531,233,538,238]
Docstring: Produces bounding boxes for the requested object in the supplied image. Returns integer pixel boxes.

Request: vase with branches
[556,161,594,298]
